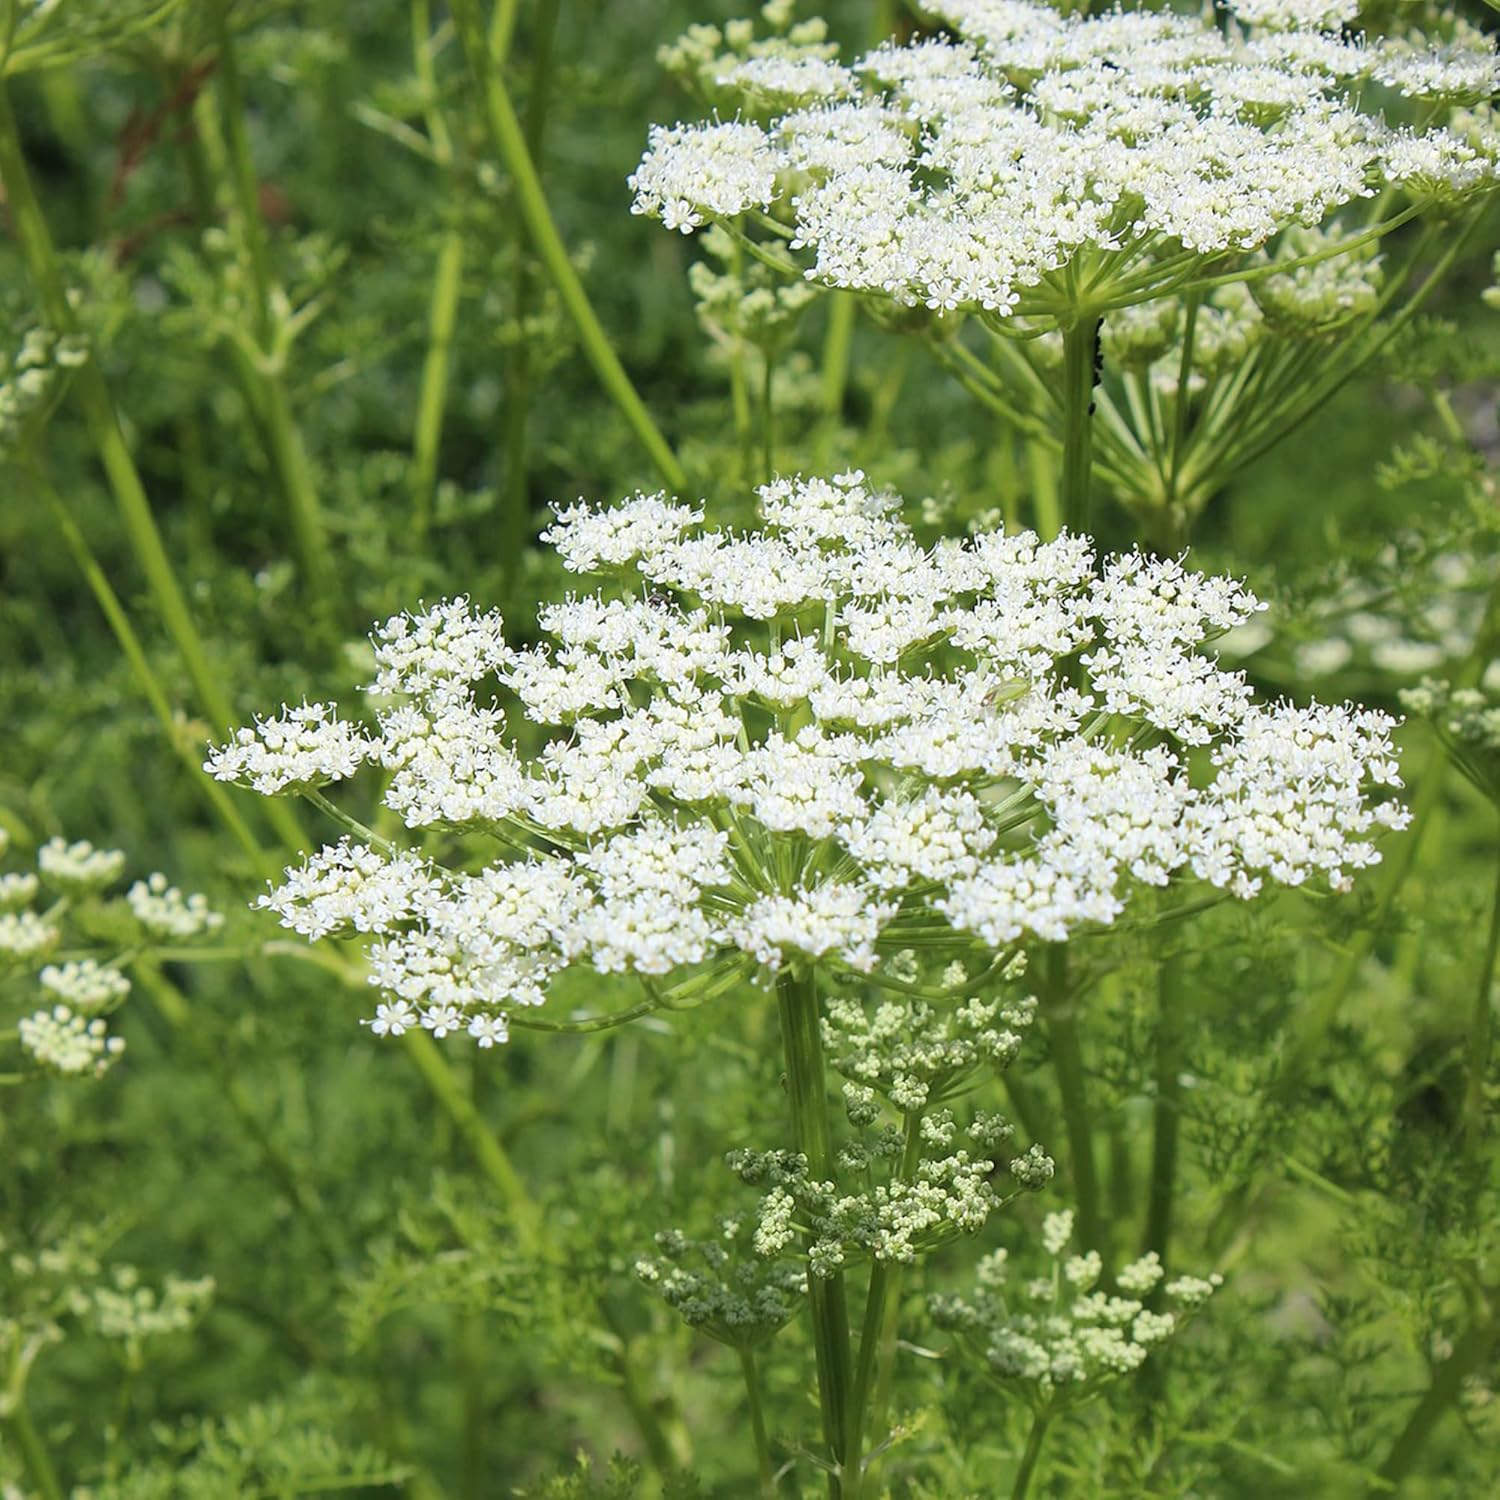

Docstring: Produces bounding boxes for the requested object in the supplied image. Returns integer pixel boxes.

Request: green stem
[211,8,332,601]
[0,82,228,735]
[501,0,561,596]
[1166,291,1200,521]
[1009,1408,1051,1500]
[1045,948,1104,1259]
[450,0,686,492]
[3,1402,64,1500]
[739,1347,777,1499]
[817,294,855,467]
[848,1112,924,1485]
[776,967,854,1494]
[1142,950,1185,1264]
[1368,1315,1498,1494]
[34,469,276,877]
[1211,735,1450,1251]
[412,226,464,542]
[1465,839,1500,1156]
[1059,314,1101,534]
[761,352,776,481]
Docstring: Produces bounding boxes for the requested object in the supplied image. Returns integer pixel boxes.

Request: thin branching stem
[450,0,686,491]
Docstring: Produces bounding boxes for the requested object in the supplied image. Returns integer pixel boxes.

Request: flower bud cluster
[18,1004,125,1078]
[125,872,225,939]
[823,979,1037,1112]
[1,833,223,1082]
[70,1264,216,1346]
[1400,677,1500,805]
[729,1116,1050,1275]
[0,324,88,454]
[635,1220,807,1349]
[213,472,1408,1044]
[931,1209,1222,1403]
[632,2,1499,318]
[1251,227,1383,335]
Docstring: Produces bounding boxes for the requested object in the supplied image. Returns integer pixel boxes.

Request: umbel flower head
[631,0,1499,320]
[209,472,1407,1048]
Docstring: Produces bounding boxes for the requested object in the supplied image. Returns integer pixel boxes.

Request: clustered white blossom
[125,873,225,939]
[18,1003,126,1078]
[2,834,224,1083]
[212,473,1408,1046]
[37,837,127,890]
[70,1264,216,1347]
[931,1208,1223,1400]
[0,910,59,961]
[631,1,1499,317]
[38,959,131,1012]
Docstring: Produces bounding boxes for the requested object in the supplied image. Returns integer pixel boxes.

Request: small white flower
[468,1014,509,1048]
[366,1000,417,1038]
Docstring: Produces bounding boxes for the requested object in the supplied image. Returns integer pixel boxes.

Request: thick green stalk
[3,1402,64,1500]
[1142,950,1185,1263]
[1465,842,1500,1155]
[1009,1409,1051,1500]
[739,1347,777,1499]
[816,294,855,466]
[1045,948,1105,1259]
[1059,314,1101,534]
[450,0,686,492]
[846,1112,923,1488]
[776,968,854,1494]
[1368,1315,1497,1494]
[211,9,332,602]
[762,354,775,481]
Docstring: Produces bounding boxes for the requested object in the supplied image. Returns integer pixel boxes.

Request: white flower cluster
[125,873,225,940]
[205,701,370,795]
[18,1003,126,1078]
[39,959,131,1012]
[0,871,40,909]
[632,1,1499,316]
[70,1265,215,1345]
[37,836,127,890]
[0,910,59,961]
[213,473,1407,1044]
[932,1208,1222,1399]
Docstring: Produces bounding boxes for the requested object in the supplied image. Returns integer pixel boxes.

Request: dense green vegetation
[2,2,1498,1496]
